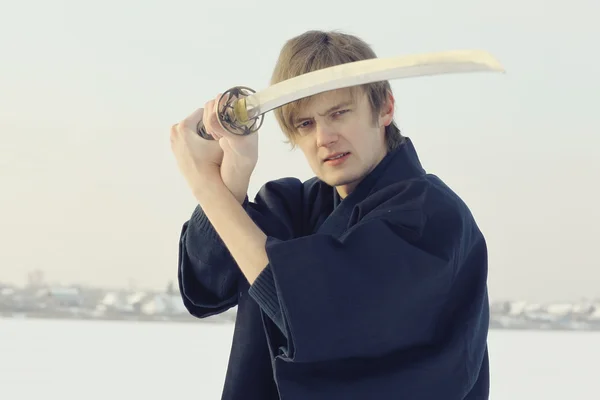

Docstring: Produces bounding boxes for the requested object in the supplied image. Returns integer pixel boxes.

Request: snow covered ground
[1,318,599,400]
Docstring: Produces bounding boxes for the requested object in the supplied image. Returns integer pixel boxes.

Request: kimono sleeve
[179,178,304,318]
[248,200,474,364]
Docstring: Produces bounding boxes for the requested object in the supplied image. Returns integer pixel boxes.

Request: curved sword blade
[243,49,504,119]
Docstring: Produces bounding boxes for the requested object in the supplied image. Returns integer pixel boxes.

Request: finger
[215,92,225,114]
[209,97,227,140]
[218,136,229,152]
[202,101,219,140]
[170,123,178,142]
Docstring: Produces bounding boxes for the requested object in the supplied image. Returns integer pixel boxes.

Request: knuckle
[181,118,195,131]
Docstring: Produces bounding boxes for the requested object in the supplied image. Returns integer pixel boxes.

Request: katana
[197,49,505,139]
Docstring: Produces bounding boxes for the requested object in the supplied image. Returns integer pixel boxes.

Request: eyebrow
[293,101,354,125]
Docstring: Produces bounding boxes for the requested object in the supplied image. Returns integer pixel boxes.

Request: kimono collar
[324,137,426,236]
[333,137,426,207]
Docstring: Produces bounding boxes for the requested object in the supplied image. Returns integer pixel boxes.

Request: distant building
[38,286,83,308]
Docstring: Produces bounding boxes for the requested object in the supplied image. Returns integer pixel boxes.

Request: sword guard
[197,86,263,140]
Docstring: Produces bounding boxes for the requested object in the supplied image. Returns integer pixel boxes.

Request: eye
[295,120,312,130]
[333,109,350,117]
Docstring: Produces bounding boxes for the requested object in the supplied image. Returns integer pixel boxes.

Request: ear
[379,91,395,127]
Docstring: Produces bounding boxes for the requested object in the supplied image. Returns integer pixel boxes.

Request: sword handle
[196,86,264,140]
[196,118,214,140]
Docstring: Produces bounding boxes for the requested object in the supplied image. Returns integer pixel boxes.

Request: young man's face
[291,88,394,198]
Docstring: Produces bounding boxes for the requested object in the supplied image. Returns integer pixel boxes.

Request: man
[171,30,490,400]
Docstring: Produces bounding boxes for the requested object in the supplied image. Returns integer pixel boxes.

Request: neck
[335,185,351,199]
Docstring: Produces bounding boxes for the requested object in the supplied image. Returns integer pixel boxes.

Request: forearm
[193,177,269,284]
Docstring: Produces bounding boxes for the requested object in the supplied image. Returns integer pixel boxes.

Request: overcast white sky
[1,0,598,303]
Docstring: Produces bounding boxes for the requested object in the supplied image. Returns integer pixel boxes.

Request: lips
[324,152,350,162]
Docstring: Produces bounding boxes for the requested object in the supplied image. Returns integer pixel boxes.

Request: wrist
[191,171,224,200]
[222,170,252,205]
[227,176,251,204]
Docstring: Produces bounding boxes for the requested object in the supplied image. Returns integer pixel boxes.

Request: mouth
[323,152,351,164]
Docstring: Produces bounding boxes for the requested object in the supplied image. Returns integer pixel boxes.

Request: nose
[315,123,338,148]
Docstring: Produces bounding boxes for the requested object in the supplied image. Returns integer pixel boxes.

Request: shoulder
[363,173,475,221]
[420,174,479,232]
[249,176,331,237]
[252,176,304,204]
[358,174,483,254]
[254,176,330,205]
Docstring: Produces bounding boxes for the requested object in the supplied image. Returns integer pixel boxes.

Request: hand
[170,107,224,196]
[203,93,259,203]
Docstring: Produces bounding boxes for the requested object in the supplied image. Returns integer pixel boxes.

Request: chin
[320,170,363,188]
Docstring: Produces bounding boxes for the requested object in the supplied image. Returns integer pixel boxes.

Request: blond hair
[270,30,404,150]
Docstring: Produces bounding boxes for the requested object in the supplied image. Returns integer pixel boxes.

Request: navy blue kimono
[178,137,490,399]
